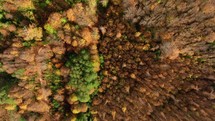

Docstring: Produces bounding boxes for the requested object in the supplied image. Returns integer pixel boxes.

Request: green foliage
[197,58,206,63]
[61,18,68,24]
[122,35,128,40]
[0,73,18,105]
[65,0,89,6]
[0,11,4,20]
[99,54,104,67]
[33,0,53,8]
[44,71,62,92]
[66,49,101,103]
[22,41,32,47]
[12,68,25,78]
[44,24,56,34]
[52,99,60,109]
[208,41,215,49]
[0,90,15,105]
[140,35,145,42]
[76,112,92,121]
[45,0,52,4]
[0,21,9,28]
[45,70,63,112]
[100,0,109,7]
[0,62,4,72]
[22,10,36,22]
[22,40,35,47]
[19,117,27,121]
[74,25,80,30]
[154,49,161,60]
[157,0,162,3]
[181,54,192,59]
[0,9,7,20]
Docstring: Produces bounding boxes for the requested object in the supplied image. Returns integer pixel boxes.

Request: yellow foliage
[122,107,127,113]
[46,13,62,29]
[72,108,80,114]
[18,25,43,41]
[70,117,77,121]
[72,103,88,114]
[5,104,16,110]
[6,0,35,11]
[19,104,28,110]
[70,94,78,103]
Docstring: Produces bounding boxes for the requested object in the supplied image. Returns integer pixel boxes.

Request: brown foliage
[124,0,215,61]
[66,3,97,27]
